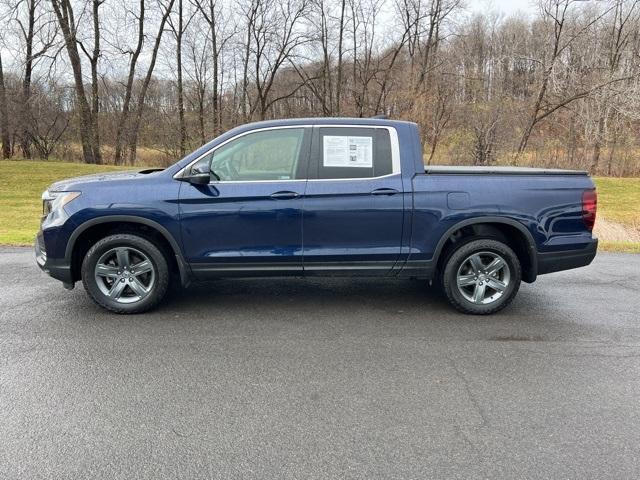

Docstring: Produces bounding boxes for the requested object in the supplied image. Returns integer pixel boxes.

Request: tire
[81,233,170,314]
[442,238,521,315]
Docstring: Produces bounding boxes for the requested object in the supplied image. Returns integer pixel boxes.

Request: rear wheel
[442,239,521,315]
[81,234,170,314]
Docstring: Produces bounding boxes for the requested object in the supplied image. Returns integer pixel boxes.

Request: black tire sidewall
[443,239,521,315]
[81,234,170,314]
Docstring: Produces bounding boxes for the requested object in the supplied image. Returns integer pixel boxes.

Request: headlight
[42,191,81,216]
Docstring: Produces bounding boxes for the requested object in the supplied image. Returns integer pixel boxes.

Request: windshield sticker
[323,136,372,168]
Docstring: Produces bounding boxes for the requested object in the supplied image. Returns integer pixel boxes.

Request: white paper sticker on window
[323,136,372,168]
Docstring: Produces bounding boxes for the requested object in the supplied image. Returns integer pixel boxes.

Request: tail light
[582,189,597,231]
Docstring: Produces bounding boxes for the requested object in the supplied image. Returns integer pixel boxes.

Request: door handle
[270,191,300,200]
[371,188,399,196]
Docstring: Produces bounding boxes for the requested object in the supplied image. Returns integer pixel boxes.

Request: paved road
[1,248,639,479]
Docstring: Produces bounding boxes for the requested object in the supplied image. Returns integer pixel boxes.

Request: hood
[47,168,164,192]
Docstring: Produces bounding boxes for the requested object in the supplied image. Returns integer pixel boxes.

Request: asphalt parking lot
[1,247,639,479]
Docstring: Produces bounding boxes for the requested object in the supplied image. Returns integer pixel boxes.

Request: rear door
[302,126,404,275]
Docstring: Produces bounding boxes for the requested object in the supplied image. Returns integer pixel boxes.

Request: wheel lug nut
[120,278,125,283]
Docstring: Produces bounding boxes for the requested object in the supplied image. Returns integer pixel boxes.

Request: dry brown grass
[427,143,640,177]
[56,143,174,167]
[594,218,640,242]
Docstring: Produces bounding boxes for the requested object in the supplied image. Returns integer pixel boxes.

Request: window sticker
[323,136,372,168]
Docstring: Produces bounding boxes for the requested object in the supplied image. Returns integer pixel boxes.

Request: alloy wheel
[94,247,156,304]
[456,251,511,305]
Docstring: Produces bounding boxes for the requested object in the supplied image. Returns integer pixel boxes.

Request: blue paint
[36,117,598,285]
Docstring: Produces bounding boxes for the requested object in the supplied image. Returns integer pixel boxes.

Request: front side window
[191,128,305,181]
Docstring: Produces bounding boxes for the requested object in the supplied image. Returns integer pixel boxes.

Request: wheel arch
[433,217,538,283]
[65,215,191,286]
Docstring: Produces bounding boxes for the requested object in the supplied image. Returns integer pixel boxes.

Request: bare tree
[50,0,101,163]
[303,0,334,114]
[29,80,69,159]
[471,106,499,166]
[77,0,104,163]
[424,79,451,164]
[168,0,193,156]
[417,0,459,91]
[243,0,309,120]
[335,0,346,114]
[515,0,618,159]
[12,0,56,158]
[127,0,176,164]
[184,16,210,145]
[174,0,186,155]
[193,0,235,135]
[239,0,259,121]
[0,53,11,158]
[589,0,640,172]
[113,0,146,165]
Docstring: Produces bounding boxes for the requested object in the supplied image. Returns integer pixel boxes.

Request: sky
[469,0,538,17]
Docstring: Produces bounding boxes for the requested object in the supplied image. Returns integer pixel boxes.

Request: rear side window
[316,127,394,179]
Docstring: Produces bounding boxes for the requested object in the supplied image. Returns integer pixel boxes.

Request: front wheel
[81,234,170,314]
[442,239,521,315]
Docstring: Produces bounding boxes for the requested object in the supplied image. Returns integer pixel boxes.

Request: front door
[179,127,311,276]
[302,126,404,275]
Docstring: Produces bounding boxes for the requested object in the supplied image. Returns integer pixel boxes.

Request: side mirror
[180,165,210,185]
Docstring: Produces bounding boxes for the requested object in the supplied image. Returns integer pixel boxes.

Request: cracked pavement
[1,247,639,479]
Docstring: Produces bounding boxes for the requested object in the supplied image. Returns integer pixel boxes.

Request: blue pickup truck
[36,118,598,314]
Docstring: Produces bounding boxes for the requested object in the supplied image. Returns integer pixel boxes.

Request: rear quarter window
[316,127,393,179]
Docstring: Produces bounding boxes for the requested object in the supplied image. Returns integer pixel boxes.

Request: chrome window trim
[201,179,307,184]
[308,172,401,182]
[173,123,401,183]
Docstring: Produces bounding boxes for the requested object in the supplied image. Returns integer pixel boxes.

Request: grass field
[593,177,640,226]
[593,177,640,253]
[598,241,640,253]
[0,160,134,244]
[0,160,638,252]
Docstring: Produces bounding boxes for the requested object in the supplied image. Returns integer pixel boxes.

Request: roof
[172,116,416,171]
[231,117,416,130]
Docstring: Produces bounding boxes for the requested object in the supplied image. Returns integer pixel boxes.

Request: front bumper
[35,232,74,286]
[537,239,598,275]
